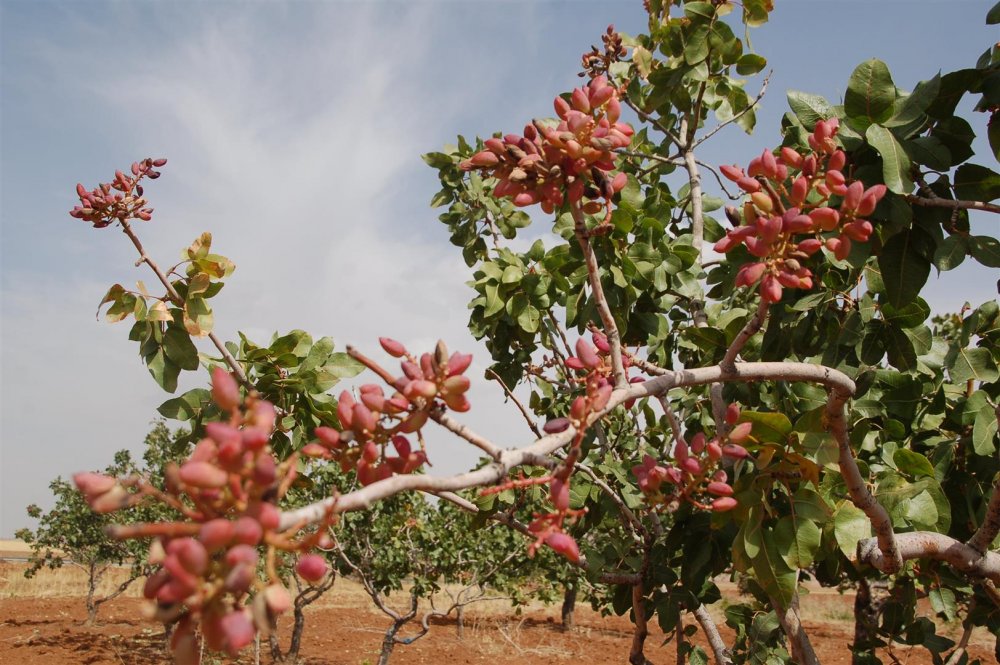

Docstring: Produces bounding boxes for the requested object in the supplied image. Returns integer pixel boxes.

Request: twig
[720,301,770,368]
[486,369,541,437]
[430,409,503,461]
[623,97,683,146]
[281,359,901,576]
[692,71,772,150]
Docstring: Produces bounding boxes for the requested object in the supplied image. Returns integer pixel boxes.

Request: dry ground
[1,547,995,664]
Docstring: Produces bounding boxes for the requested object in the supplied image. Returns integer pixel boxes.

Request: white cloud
[1,2,535,534]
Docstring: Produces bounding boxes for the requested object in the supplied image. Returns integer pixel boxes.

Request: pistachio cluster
[70,158,166,228]
[716,118,887,303]
[632,403,751,513]
[303,339,473,486]
[459,75,633,215]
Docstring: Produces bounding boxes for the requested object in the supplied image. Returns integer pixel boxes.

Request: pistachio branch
[119,219,250,389]
[693,604,733,665]
[570,201,626,387]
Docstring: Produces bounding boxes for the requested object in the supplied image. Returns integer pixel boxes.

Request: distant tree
[15,422,182,625]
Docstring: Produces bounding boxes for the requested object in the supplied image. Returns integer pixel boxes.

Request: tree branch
[858,532,1000,582]
[720,301,769,369]
[967,473,1000,555]
[570,202,626,387]
[282,360,899,571]
[905,194,1000,215]
[693,604,732,665]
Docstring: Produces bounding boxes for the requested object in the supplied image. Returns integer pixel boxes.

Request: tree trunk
[85,561,98,626]
[286,606,306,663]
[628,584,652,665]
[852,578,889,665]
[377,622,401,665]
[560,583,577,630]
[455,604,464,640]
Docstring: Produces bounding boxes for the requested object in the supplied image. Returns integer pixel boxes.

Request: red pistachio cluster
[715,118,887,303]
[302,339,473,486]
[75,368,331,664]
[631,403,752,513]
[459,75,634,215]
[69,158,166,228]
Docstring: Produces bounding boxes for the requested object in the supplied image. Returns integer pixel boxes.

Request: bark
[693,604,732,665]
[770,592,819,665]
[455,604,464,640]
[560,583,577,630]
[377,622,401,665]
[85,560,98,626]
[628,584,652,665]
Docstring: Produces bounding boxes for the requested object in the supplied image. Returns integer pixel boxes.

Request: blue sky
[2,0,997,536]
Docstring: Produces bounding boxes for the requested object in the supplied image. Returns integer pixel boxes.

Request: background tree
[15,423,177,625]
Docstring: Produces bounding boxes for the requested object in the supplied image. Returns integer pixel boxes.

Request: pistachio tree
[65,1,1000,664]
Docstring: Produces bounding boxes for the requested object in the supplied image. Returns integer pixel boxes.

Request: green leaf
[904,136,951,171]
[147,349,180,393]
[684,24,710,65]
[833,501,872,559]
[878,230,931,308]
[483,284,504,317]
[954,164,1000,201]
[950,346,1000,383]
[885,324,917,372]
[501,266,522,284]
[162,326,200,371]
[893,449,935,478]
[773,514,821,569]
[517,304,540,333]
[928,587,958,622]
[933,235,968,271]
[931,116,975,165]
[157,388,212,420]
[322,353,366,380]
[792,486,832,522]
[300,336,335,373]
[973,403,999,456]
[988,1,1000,24]
[738,411,793,445]
[886,75,940,128]
[881,299,929,329]
[786,91,833,130]
[736,54,767,76]
[969,236,1000,267]
[865,124,912,194]
[621,175,644,209]
[845,59,896,128]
